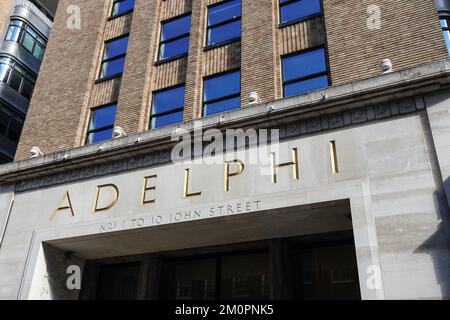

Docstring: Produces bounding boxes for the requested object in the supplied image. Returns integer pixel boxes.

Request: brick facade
[323,0,448,86]
[15,0,446,160]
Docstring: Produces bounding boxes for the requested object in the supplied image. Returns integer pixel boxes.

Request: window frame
[281,46,330,97]
[0,56,37,100]
[85,103,117,145]
[0,100,25,144]
[97,34,129,82]
[202,69,241,117]
[109,0,135,20]
[205,0,242,50]
[278,0,323,28]
[5,19,47,61]
[156,12,192,64]
[150,83,186,129]
[440,17,450,56]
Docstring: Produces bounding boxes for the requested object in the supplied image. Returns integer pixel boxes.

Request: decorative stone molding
[13,96,424,193]
[14,0,53,29]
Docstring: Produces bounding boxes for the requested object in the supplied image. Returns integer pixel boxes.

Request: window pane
[208,0,241,26]
[10,20,24,27]
[6,119,23,143]
[441,19,450,56]
[100,56,126,78]
[207,20,241,46]
[9,71,22,92]
[112,0,135,16]
[280,0,321,24]
[152,86,185,114]
[283,48,327,82]
[204,96,240,116]
[162,15,191,41]
[25,26,37,38]
[89,104,117,130]
[0,64,11,83]
[284,75,329,97]
[104,36,129,60]
[0,111,8,135]
[33,43,45,61]
[21,79,34,100]
[22,32,35,52]
[6,25,21,42]
[204,71,240,102]
[443,31,450,56]
[151,111,184,128]
[87,128,114,144]
[159,36,190,60]
[221,254,271,300]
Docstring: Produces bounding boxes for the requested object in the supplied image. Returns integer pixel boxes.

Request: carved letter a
[50,192,75,220]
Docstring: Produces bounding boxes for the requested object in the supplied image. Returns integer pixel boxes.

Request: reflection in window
[329,267,357,285]
[160,253,271,300]
[440,19,450,56]
[221,254,271,300]
[0,56,36,99]
[207,0,242,47]
[282,47,329,97]
[279,0,321,25]
[0,101,24,144]
[99,35,129,80]
[173,260,217,300]
[203,70,240,116]
[86,104,117,144]
[111,0,135,17]
[5,19,47,61]
[159,14,191,61]
[151,85,185,128]
[232,276,250,298]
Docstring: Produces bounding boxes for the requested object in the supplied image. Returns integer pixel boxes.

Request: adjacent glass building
[0,0,55,163]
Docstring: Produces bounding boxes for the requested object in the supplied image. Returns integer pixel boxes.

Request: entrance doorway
[81,232,361,300]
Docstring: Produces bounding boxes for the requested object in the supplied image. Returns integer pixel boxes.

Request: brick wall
[324,0,446,86]
[0,0,14,41]
[15,0,446,160]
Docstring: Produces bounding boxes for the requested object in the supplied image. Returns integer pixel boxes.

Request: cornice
[1,58,450,188]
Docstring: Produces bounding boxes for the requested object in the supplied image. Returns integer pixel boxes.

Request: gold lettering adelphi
[224,160,245,192]
[329,140,339,174]
[142,175,157,205]
[50,191,75,220]
[183,169,202,198]
[270,148,299,184]
[93,184,119,213]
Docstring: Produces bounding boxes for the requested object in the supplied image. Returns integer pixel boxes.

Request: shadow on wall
[414,176,450,299]
[42,243,84,300]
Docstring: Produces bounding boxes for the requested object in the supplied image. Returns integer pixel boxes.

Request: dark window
[0,101,24,144]
[440,19,450,56]
[158,14,191,61]
[282,47,329,97]
[203,70,240,116]
[0,56,36,99]
[160,252,271,300]
[151,86,185,128]
[86,104,117,144]
[96,263,140,300]
[279,0,321,25]
[207,0,241,47]
[5,19,47,61]
[99,35,129,80]
[111,0,135,18]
